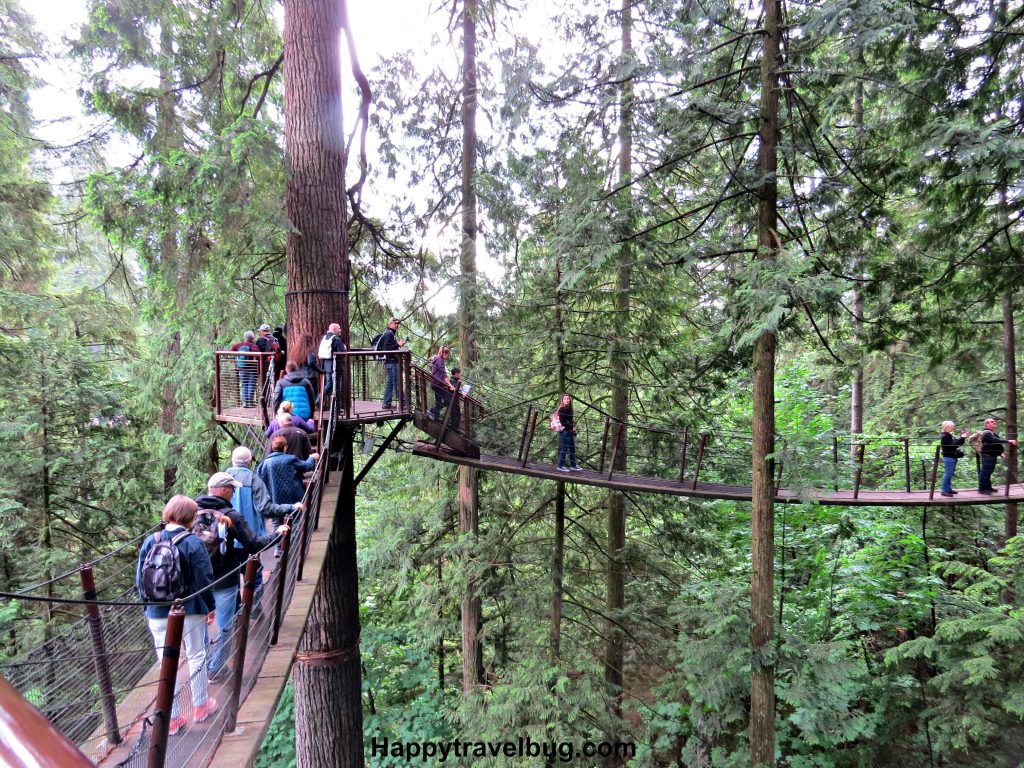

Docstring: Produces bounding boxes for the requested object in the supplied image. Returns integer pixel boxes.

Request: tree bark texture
[459,0,483,694]
[1003,283,1018,542]
[550,255,566,665]
[294,426,363,768]
[751,1,781,766]
[849,72,865,456]
[283,0,349,350]
[604,1,632,749]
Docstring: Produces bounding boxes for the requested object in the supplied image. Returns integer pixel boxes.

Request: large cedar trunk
[459,0,483,693]
[604,2,632,756]
[751,0,781,765]
[284,0,359,764]
[1004,284,1018,543]
[294,427,363,768]
[283,0,349,351]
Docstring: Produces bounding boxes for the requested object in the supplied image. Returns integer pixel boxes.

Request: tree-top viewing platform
[3,0,1024,766]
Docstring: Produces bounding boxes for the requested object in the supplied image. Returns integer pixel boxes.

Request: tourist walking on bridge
[939,420,968,497]
[555,395,583,472]
[977,417,1017,494]
[273,361,316,420]
[136,495,216,736]
[429,345,455,421]
[230,330,258,407]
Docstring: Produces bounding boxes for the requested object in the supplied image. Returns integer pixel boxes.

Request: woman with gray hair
[939,420,968,497]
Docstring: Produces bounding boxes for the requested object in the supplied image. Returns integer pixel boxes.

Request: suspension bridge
[1,348,1020,767]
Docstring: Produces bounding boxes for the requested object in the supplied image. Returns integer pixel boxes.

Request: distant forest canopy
[1,0,1023,765]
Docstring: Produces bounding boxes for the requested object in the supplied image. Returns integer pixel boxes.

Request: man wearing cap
[195,472,288,677]
[256,323,284,374]
[377,317,406,409]
[224,447,304,605]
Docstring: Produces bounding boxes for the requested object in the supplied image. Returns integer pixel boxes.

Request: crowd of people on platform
[135,439,316,736]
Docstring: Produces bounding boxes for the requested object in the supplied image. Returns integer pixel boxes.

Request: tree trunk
[294,427,363,768]
[459,0,483,694]
[550,254,567,664]
[1003,269,1018,543]
[285,0,359,764]
[604,2,632,755]
[849,64,865,456]
[751,1,781,766]
[283,0,349,351]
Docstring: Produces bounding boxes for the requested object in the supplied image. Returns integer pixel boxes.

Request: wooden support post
[521,408,539,468]
[214,356,222,416]
[607,422,624,481]
[517,406,533,463]
[598,417,611,474]
[833,433,839,492]
[678,425,689,484]
[1006,443,1015,497]
[434,388,457,449]
[80,566,120,746]
[853,443,866,500]
[226,557,260,733]
[270,515,293,646]
[148,604,184,768]
[691,433,708,491]
[774,443,785,495]
[929,445,940,500]
[903,437,911,493]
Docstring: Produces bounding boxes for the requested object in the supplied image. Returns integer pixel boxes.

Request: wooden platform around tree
[410,443,1024,507]
[215,400,412,427]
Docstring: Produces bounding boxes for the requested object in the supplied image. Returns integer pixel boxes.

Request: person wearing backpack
[554,394,583,472]
[230,330,258,407]
[317,323,346,401]
[256,323,285,376]
[195,472,288,679]
[136,495,216,736]
[977,417,1017,494]
[273,361,317,421]
[939,420,969,497]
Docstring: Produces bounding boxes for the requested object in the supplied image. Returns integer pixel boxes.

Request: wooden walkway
[411,443,1024,507]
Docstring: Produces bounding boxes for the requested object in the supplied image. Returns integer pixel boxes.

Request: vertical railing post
[929,445,940,500]
[691,433,708,491]
[80,565,120,746]
[148,604,185,768]
[607,422,624,481]
[521,409,539,468]
[832,433,839,491]
[598,417,611,474]
[1006,443,1015,497]
[296,490,312,583]
[270,515,293,646]
[517,406,533,463]
[226,557,260,733]
[853,443,866,499]
[903,437,911,493]
[678,425,689,484]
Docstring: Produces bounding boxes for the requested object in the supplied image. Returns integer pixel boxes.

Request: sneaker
[570,465,583,471]
[167,714,187,736]
[193,696,218,723]
[556,466,570,473]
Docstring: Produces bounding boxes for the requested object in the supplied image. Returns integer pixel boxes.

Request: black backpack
[139,530,191,602]
[191,510,224,559]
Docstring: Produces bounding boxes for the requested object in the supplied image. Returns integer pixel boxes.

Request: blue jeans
[979,454,999,491]
[382,362,399,407]
[209,586,239,673]
[557,430,576,468]
[239,370,256,406]
[941,457,957,493]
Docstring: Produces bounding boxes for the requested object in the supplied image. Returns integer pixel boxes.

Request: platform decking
[411,442,1024,507]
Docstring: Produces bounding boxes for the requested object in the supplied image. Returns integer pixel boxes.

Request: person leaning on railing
[939,420,968,497]
[136,495,217,736]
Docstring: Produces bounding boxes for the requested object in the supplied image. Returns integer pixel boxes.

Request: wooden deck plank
[411,443,1024,507]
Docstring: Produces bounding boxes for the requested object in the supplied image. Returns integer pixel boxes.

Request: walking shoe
[570,465,583,471]
[167,714,187,736]
[556,466,569,473]
[940,492,954,497]
[193,696,218,723]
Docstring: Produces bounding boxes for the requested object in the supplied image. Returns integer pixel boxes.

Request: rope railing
[0,394,336,768]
